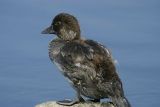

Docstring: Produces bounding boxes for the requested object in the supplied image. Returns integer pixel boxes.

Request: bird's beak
[41,25,56,34]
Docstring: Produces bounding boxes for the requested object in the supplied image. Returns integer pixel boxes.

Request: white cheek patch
[68,30,77,40]
[60,28,77,40]
[69,30,77,37]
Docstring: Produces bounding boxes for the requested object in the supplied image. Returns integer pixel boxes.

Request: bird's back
[49,39,121,99]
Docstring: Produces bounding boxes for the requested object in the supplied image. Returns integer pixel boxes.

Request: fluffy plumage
[42,13,131,107]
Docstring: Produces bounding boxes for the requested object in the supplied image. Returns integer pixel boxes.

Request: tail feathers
[112,97,131,107]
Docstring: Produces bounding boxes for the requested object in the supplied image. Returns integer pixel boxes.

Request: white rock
[35,101,114,107]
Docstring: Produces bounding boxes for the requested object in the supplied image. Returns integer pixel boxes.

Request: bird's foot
[56,97,85,106]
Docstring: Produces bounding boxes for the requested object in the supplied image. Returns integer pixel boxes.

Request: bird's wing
[58,41,96,87]
[59,40,116,81]
[84,40,117,81]
[59,41,95,74]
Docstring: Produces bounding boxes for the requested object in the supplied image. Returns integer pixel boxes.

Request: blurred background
[0,0,160,107]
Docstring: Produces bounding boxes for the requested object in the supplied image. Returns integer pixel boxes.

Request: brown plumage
[42,13,131,107]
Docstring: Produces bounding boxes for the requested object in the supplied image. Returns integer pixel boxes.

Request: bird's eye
[55,21,61,26]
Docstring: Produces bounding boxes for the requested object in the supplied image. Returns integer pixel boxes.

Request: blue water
[0,0,160,107]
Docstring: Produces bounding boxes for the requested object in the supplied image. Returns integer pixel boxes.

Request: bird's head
[41,13,81,41]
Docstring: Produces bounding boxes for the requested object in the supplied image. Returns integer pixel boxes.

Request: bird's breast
[48,39,66,61]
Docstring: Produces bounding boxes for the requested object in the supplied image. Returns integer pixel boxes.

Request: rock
[35,101,114,107]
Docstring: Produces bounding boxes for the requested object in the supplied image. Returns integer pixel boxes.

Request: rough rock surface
[35,101,114,107]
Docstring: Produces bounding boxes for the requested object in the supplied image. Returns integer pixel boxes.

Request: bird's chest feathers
[48,39,65,60]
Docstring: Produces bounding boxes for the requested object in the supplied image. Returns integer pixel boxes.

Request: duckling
[41,13,131,107]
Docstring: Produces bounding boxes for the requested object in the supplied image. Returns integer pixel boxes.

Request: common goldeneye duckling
[41,13,131,107]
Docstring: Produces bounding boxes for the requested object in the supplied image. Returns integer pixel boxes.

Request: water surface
[0,0,160,107]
